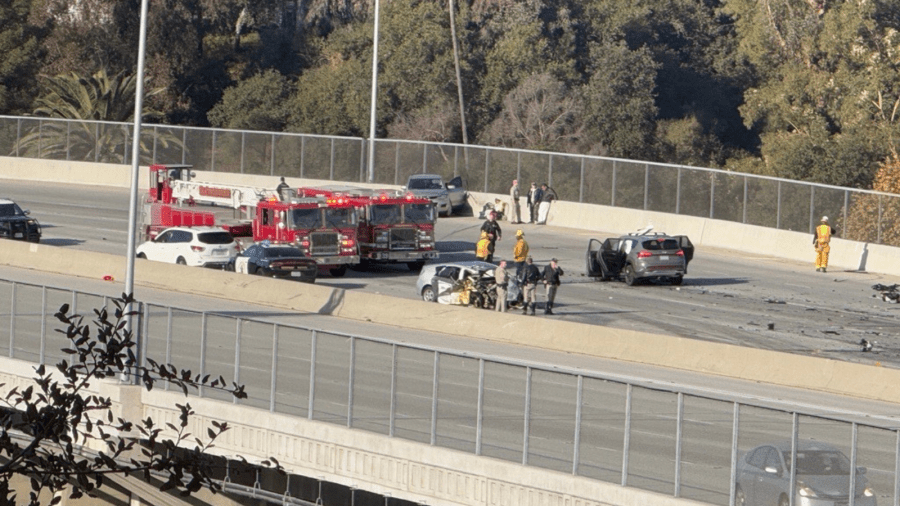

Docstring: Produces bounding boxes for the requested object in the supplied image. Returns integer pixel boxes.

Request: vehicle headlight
[375,231,389,243]
[797,484,818,498]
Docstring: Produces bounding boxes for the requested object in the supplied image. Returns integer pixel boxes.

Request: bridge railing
[2,115,898,244]
[2,278,897,506]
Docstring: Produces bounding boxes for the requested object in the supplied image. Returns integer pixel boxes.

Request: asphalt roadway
[6,178,900,505]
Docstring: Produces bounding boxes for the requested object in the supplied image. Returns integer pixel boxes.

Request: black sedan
[225,244,317,283]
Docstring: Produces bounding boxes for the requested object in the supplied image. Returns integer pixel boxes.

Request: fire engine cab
[300,187,439,271]
[252,194,359,277]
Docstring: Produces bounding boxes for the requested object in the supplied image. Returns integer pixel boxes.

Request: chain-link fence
[2,278,898,506]
[3,116,900,244]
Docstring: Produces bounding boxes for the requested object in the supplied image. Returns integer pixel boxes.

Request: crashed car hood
[411,189,448,198]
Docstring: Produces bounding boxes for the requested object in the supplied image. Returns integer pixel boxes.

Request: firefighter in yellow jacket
[813,216,835,272]
[475,231,491,261]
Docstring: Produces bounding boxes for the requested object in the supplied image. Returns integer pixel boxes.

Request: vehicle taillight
[342,239,355,247]
[636,250,652,258]
[676,249,684,256]
[191,245,205,252]
[300,239,310,248]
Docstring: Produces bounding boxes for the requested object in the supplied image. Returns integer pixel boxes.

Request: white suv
[136,226,239,267]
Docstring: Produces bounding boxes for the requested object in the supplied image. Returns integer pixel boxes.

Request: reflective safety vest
[816,224,832,245]
[476,238,491,258]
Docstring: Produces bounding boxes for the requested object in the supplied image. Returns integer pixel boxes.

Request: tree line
[2,0,900,192]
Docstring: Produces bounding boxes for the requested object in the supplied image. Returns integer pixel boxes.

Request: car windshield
[785,450,853,476]
[370,204,402,225]
[408,178,443,190]
[290,208,323,228]
[641,238,680,251]
[262,247,303,258]
[197,231,234,244]
[324,207,355,228]
[405,203,435,224]
[0,203,24,217]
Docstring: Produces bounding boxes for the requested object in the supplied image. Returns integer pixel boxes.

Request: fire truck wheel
[407,261,426,272]
[176,257,187,265]
[329,265,348,277]
[136,253,146,259]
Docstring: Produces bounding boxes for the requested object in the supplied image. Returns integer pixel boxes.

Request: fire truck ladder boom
[169,180,278,209]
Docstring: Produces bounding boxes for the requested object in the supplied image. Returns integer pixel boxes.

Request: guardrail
[2,278,898,506]
[2,115,898,245]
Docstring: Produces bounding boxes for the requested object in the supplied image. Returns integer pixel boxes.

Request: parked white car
[136,226,239,268]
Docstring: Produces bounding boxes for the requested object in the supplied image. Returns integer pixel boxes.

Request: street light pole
[124,0,150,381]
[367,0,381,183]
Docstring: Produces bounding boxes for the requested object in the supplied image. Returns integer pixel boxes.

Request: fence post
[66,121,71,161]
[9,282,16,358]
[674,392,684,497]
[894,430,900,506]
[347,336,356,427]
[199,312,207,397]
[850,423,858,506]
[39,286,46,364]
[165,306,172,391]
[270,325,279,413]
[729,402,740,506]
[300,137,306,178]
[389,343,398,437]
[270,133,276,176]
[572,375,583,475]
[308,330,317,420]
[809,187,816,234]
[522,366,532,466]
[643,164,649,211]
[579,158,585,203]
[483,150,490,192]
[843,190,850,239]
[430,351,439,445]
[181,128,187,165]
[709,173,716,219]
[777,181,783,229]
[548,154,554,188]
[330,138,335,180]
[621,383,632,487]
[611,160,617,207]
[789,413,799,506]
[743,176,748,224]
[422,142,428,173]
[395,142,401,186]
[211,131,217,172]
[676,168,682,214]
[475,358,485,456]
[233,318,241,404]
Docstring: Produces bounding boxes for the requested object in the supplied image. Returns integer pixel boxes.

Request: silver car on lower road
[735,440,876,506]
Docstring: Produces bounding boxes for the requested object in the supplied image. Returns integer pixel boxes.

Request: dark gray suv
[586,231,694,285]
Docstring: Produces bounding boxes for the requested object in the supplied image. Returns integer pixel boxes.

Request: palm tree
[13,69,181,164]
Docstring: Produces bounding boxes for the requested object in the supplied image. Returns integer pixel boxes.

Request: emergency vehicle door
[598,238,625,278]
[674,235,694,267]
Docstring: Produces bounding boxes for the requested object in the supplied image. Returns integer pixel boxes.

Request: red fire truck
[143,164,360,276]
[300,187,439,271]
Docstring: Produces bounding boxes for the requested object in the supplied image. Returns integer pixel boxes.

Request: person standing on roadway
[536,183,557,224]
[527,182,541,223]
[481,211,502,261]
[542,258,564,315]
[513,229,529,277]
[813,216,836,272]
[509,179,522,224]
[521,257,541,316]
[494,260,509,312]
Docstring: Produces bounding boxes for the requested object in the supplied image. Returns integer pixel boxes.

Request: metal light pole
[367,0,382,183]
[124,0,150,380]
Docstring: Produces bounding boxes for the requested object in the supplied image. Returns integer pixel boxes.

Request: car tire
[407,261,426,272]
[330,265,348,277]
[176,257,187,266]
[422,285,436,302]
[734,485,745,506]
[136,253,146,259]
[672,275,683,286]
[624,265,637,286]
